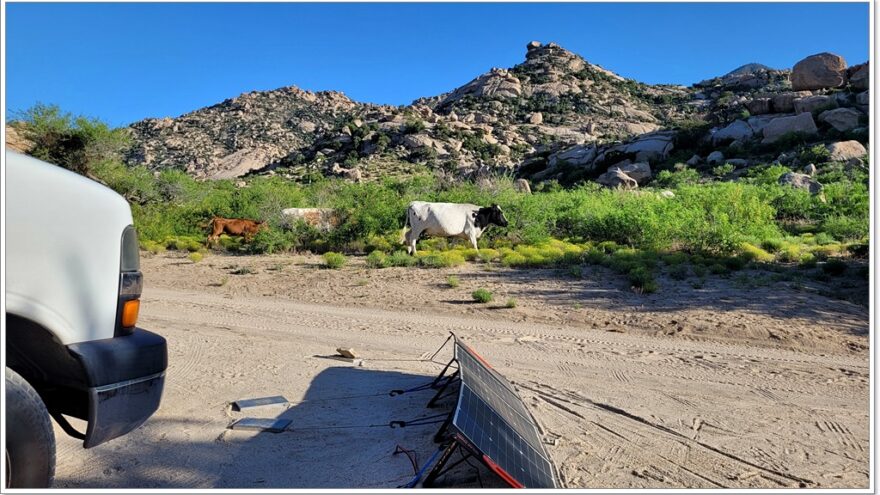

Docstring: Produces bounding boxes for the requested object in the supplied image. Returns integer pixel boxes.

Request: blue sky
[5,2,870,126]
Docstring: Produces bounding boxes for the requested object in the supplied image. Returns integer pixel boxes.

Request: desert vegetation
[9,103,869,296]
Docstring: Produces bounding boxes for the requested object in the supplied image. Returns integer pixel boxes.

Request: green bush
[323,252,347,269]
[505,298,517,308]
[708,263,728,275]
[24,103,866,278]
[822,259,848,276]
[628,266,658,293]
[366,250,389,268]
[669,264,689,280]
[740,242,774,262]
[13,103,130,176]
[188,252,204,263]
[472,288,493,303]
[387,250,418,267]
[446,275,460,288]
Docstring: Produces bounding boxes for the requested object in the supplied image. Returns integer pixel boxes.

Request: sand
[52,252,870,488]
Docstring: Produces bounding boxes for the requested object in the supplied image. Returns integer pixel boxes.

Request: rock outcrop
[113,44,867,187]
[762,113,819,143]
[826,140,867,162]
[791,53,847,91]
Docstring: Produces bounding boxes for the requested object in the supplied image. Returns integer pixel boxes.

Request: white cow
[404,201,509,255]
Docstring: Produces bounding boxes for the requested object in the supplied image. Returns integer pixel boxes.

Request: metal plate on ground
[232,395,289,411]
[451,336,558,488]
[229,417,291,433]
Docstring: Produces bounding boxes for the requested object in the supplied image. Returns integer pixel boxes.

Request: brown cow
[207,217,267,244]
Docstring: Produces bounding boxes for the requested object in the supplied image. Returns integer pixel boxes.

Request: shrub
[654,168,701,188]
[669,264,689,280]
[822,215,868,241]
[692,264,708,277]
[366,250,389,268]
[323,252,347,269]
[419,251,466,268]
[403,118,426,134]
[799,253,817,268]
[628,266,658,293]
[13,103,130,176]
[822,259,848,276]
[708,263,728,275]
[740,242,774,263]
[777,244,801,263]
[798,144,831,164]
[712,163,735,178]
[366,235,394,253]
[761,238,785,253]
[387,251,418,267]
[478,249,500,263]
[447,275,460,288]
[188,252,204,263]
[505,298,517,308]
[723,255,748,271]
[472,288,493,303]
[247,228,295,254]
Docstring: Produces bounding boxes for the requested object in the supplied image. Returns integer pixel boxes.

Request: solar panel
[449,337,558,488]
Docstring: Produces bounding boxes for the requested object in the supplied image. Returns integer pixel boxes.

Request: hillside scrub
[13,105,867,277]
[81,160,868,263]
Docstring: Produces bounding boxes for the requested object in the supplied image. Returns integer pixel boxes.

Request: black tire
[5,367,55,488]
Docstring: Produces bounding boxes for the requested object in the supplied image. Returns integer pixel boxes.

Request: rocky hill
[119,42,869,187]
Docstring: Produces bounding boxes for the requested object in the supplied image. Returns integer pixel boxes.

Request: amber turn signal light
[121,299,140,328]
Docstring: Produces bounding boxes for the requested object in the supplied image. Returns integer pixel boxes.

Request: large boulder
[5,125,33,153]
[615,162,652,185]
[620,130,675,162]
[707,151,725,165]
[818,107,862,132]
[847,62,869,91]
[761,113,818,143]
[712,120,753,144]
[439,68,522,106]
[745,98,772,115]
[209,148,273,179]
[779,172,823,195]
[793,94,838,114]
[401,133,442,151]
[548,144,597,168]
[771,91,812,113]
[596,168,638,189]
[791,52,848,91]
[826,140,867,162]
[514,178,532,194]
[330,163,363,182]
[746,115,779,135]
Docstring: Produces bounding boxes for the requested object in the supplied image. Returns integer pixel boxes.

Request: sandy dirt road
[52,255,870,489]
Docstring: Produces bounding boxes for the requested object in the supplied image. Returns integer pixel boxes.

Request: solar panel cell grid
[450,338,558,488]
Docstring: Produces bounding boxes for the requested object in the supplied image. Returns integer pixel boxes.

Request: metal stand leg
[422,439,476,488]
[427,370,459,408]
[432,410,456,444]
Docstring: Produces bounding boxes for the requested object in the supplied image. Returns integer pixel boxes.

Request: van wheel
[5,368,55,488]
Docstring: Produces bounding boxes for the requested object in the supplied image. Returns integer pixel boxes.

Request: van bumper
[67,329,167,448]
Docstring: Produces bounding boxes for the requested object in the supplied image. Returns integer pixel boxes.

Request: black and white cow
[404,201,509,255]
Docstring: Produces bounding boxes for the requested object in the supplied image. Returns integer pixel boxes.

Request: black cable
[393,445,419,475]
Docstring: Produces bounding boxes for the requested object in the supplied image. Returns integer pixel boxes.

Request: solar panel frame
[448,336,559,488]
